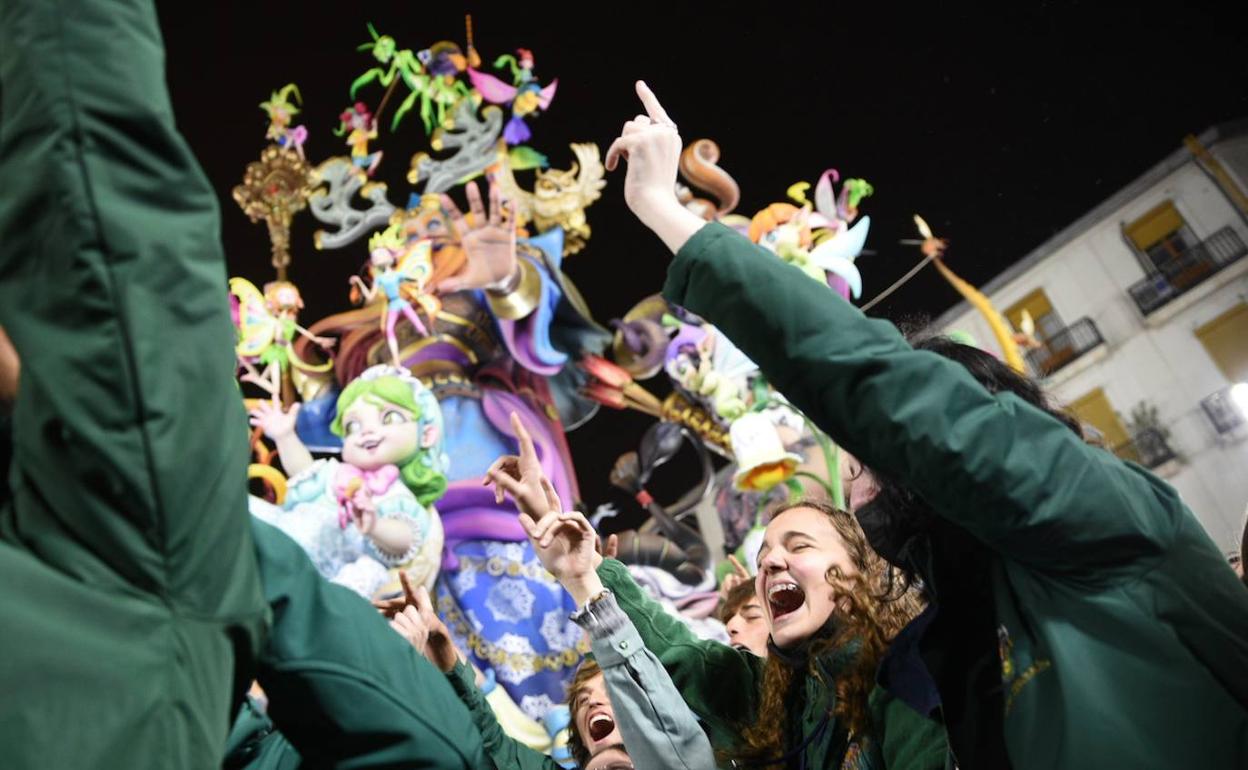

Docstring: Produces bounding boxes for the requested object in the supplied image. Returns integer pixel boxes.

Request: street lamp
[1230,382,1248,417]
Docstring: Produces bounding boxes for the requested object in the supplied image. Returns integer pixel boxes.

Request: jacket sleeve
[443,659,559,770]
[597,558,758,744]
[575,591,718,770]
[663,223,1181,579]
[251,518,489,769]
[867,688,949,770]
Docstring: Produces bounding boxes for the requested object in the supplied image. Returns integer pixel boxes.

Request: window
[1124,201,1198,274]
[1196,302,1248,384]
[1067,387,1130,450]
[1005,288,1064,344]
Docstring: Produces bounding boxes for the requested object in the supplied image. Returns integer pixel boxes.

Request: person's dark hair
[911,335,1083,435]
[717,578,759,624]
[862,334,1085,585]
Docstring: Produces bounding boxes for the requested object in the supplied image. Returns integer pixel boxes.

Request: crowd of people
[2,2,1247,768]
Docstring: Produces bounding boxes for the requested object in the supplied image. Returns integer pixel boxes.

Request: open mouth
[588,712,615,742]
[767,581,805,621]
[358,438,382,451]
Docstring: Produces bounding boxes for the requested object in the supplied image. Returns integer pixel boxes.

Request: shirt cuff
[573,591,642,668]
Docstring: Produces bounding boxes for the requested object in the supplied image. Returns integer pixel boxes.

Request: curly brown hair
[733,498,923,766]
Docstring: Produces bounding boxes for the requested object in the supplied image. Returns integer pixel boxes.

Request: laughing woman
[603,499,943,769]
[489,441,947,769]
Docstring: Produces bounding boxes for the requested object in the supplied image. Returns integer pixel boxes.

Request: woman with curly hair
[729,498,932,768]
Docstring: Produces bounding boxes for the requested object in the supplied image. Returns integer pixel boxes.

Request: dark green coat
[0,1,487,766]
[662,222,1248,768]
[224,519,489,769]
[0,1,267,764]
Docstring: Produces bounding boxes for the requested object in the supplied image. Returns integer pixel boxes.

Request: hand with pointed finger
[605,81,683,221]
[719,553,751,600]
[376,571,461,672]
[434,180,519,294]
[484,412,563,523]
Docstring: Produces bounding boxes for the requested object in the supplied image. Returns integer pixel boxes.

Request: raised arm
[609,81,1178,577]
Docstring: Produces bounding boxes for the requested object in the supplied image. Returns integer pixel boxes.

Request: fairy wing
[228,276,277,357]
[813,168,840,220]
[571,142,606,205]
[811,216,871,298]
[810,216,870,264]
[537,78,558,110]
[395,239,434,285]
[467,67,518,104]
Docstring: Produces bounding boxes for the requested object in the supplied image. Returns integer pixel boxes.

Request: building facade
[931,121,1248,552]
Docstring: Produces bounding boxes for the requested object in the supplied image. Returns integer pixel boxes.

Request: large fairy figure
[278,23,609,729]
[249,365,448,598]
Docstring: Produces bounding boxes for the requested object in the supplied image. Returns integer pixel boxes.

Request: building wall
[936,156,1248,551]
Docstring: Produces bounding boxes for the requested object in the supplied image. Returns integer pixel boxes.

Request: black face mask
[853,496,920,568]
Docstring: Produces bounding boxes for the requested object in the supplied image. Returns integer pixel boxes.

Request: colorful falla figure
[260,83,308,158]
[349,223,440,366]
[749,169,874,302]
[249,365,448,598]
[908,213,1028,373]
[468,48,558,145]
[729,412,803,493]
[664,322,756,421]
[336,102,383,177]
[230,277,334,398]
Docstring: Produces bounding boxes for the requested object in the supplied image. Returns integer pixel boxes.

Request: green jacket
[223,518,489,769]
[0,1,267,765]
[0,2,489,766]
[662,222,1248,768]
[445,659,555,770]
[597,559,947,769]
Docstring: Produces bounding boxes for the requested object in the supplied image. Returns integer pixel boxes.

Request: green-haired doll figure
[249,365,448,597]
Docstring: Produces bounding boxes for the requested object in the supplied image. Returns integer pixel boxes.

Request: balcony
[1025,317,1104,376]
[1201,387,1247,435]
[1127,226,1247,316]
[1112,428,1177,469]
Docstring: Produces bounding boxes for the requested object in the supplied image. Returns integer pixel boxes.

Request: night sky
[158,3,1248,528]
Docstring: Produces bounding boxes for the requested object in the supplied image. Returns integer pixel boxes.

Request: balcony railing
[1025,317,1104,376]
[1201,388,1247,435]
[1112,428,1177,469]
[1127,226,1247,315]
